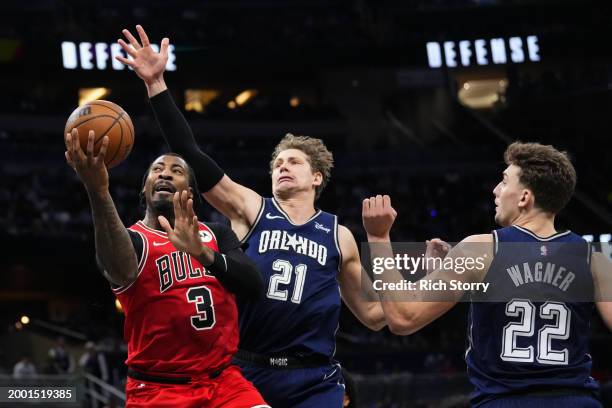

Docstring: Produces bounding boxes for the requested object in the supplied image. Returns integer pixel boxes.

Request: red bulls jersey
[113,220,239,375]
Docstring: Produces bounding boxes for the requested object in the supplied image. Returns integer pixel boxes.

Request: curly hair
[504,142,576,214]
[270,133,334,199]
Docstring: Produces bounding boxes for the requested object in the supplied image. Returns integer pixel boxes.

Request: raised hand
[116,25,169,85]
[425,238,451,274]
[362,195,397,241]
[65,128,110,195]
[158,191,214,264]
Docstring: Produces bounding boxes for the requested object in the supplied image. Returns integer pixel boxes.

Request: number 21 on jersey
[266,259,308,304]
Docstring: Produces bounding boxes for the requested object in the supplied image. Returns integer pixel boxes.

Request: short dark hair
[139,153,202,213]
[504,142,576,214]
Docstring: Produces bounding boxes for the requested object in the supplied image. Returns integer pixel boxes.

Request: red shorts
[125,365,270,408]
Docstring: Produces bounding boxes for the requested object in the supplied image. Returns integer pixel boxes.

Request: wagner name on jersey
[466,225,598,406]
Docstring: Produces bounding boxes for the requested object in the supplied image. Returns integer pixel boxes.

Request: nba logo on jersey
[540,245,548,256]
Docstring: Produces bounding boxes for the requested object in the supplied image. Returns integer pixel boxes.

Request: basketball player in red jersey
[64,129,270,408]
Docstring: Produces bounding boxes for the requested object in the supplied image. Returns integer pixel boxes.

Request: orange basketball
[65,100,135,169]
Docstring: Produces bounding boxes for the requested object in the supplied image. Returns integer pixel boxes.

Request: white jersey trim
[136,220,168,238]
[512,225,571,241]
[271,197,322,226]
[240,197,265,244]
[492,230,499,255]
[333,215,342,274]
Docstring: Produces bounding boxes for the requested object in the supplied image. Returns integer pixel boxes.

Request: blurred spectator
[80,341,110,408]
[13,356,37,379]
[79,341,109,381]
[46,336,75,374]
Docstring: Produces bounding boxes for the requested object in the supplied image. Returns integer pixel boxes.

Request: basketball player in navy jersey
[117,26,386,407]
[363,142,612,407]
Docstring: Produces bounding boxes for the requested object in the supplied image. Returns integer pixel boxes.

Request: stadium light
[79,87,111,105]
[185,89,219,113]
[234,90,257,106]
[20,315,30,325]
[115,299,123,313]
[458,79,507,109]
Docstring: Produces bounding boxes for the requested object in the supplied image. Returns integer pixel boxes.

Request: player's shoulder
[200,221,238,240]
[337,223,356,241]
[462,233,493,243]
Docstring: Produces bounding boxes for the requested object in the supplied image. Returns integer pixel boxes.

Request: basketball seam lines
[88,101,122,115]
[96,112,124,145]
[105,113,124,166]
[68,115,116,136]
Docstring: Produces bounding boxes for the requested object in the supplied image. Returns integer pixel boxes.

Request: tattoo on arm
[88,190,138,286]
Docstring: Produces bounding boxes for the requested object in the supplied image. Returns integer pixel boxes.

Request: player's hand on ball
[158,191,214,263]
[65,128,110,194]
[425,238,451,274]
[116,25,169,85]
[362,195,397,241]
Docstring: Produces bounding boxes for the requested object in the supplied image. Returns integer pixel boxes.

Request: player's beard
[152,198,174,220]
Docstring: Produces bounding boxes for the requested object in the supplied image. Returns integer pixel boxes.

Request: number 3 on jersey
[267,259,307,304]
[187,286,216,330]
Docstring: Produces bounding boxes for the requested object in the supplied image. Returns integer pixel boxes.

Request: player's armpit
[338,225,386,331]
[216,248,264,299]
[204,176,263,240]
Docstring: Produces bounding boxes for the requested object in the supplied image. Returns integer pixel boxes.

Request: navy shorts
[235,360,344,408]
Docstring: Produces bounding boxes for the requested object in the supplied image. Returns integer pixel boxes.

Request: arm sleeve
[149,90,225,191]
[207,223,264,299]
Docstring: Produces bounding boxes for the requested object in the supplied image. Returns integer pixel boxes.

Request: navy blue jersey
[466,225,598,406]
[238,198,342,358]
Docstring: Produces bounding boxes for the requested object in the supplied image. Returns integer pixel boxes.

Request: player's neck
[274,194,317,224]
[513,211,556,237]
[142,211,174,232]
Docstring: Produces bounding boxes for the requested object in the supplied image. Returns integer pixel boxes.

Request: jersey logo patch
[540,245,548,256]
[199,231,213,243]
[315,222,331,234]
[153,241,169,247]
[266,213,284,220]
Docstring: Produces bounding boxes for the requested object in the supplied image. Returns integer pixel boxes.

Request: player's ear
[518,189,531,209]
[312,171,323,187]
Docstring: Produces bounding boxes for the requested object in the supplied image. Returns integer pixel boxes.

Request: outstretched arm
[64,129,138,287]
[117,25,262,239]
[362,195,490,335]
[337,225,386,331]
[158,191,264,298]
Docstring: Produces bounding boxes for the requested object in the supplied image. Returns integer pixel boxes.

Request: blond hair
[270,133,334,199]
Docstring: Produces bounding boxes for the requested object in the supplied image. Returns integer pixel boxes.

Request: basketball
[65,100,135,169]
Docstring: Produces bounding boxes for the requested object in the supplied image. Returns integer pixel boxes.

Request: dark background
[0,0,611,406]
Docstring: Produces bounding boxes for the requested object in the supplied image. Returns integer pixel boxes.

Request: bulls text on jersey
[156,250,214,293]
